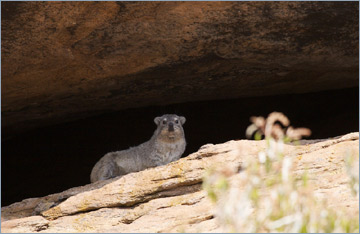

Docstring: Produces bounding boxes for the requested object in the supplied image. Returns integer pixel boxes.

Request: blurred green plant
[203,112,359,233]
[345,150,359,197]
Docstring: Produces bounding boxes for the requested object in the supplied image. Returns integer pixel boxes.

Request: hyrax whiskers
[90,114,186,183]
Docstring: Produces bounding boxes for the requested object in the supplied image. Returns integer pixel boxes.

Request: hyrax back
[90,114,186,183]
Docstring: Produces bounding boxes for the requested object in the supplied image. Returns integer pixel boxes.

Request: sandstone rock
[1,132,358,233]
[2,1,358,135]
[0,216,49,233]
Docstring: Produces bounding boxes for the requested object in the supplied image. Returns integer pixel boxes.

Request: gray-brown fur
[90,114,186,183]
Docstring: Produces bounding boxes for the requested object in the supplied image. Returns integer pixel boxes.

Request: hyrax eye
[175,119,179,124]
[162,120,167,124]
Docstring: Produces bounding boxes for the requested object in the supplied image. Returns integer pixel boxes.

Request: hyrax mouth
[165,130,178,140]
[167,132,176,138]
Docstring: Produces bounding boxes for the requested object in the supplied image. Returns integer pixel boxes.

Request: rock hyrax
[90,114,186,183]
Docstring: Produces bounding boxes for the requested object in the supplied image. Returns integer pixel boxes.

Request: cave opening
[1,87,359,206]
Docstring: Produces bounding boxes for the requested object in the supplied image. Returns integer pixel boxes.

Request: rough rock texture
[2,1,359,135]
[1,132,358,233]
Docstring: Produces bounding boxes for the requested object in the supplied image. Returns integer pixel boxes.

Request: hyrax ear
[179,116,186,125]
[154,117,162,125]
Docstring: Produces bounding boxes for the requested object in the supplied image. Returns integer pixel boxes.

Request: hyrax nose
[168,122,174,132]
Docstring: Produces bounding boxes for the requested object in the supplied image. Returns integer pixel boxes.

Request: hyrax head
[154,114,186,140]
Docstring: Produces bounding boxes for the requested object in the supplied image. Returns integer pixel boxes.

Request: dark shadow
[1,87,359,206]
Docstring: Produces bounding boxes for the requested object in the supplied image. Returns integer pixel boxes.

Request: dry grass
[203,112,359,232]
